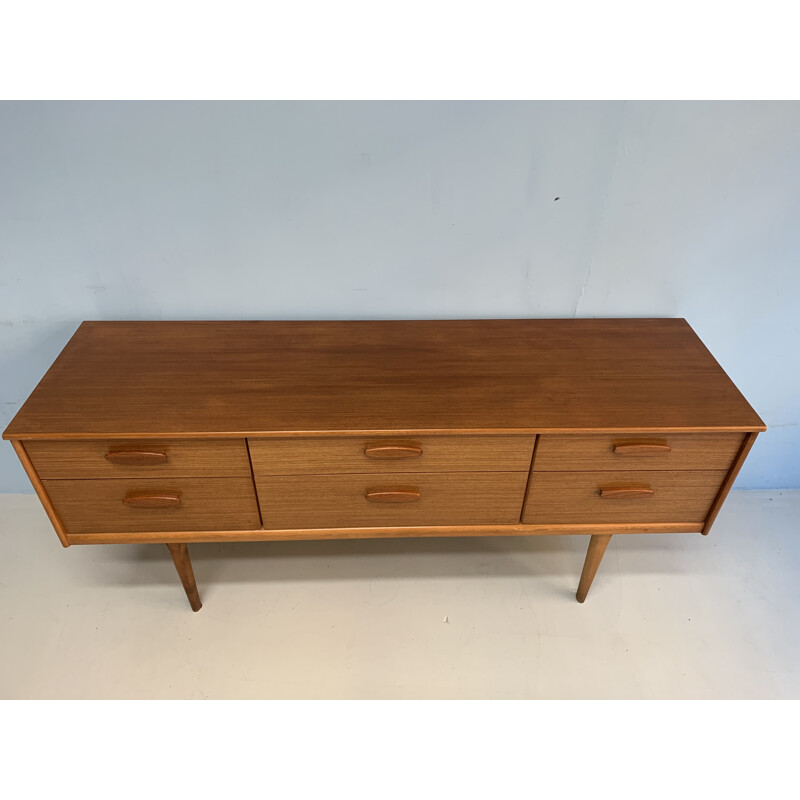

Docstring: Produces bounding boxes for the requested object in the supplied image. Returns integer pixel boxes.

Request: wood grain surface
[255,471,530,529]
[703,431,760,535]
[25,438,252,479]
[167,543,202,612]
[2,319,765,439]
[44,477,261,534]
[65,522,701,545]
[11,440,70,547]
[248,434,536,475]
[576,534,612,603]
[522,469,728,524]
[533,432,745,472]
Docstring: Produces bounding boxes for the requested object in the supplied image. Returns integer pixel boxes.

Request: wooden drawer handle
[365,488,421,503]
[106,450,168,466]
[612,442,671,455]
[364,445,423,459]
[123,492,181,508]
[598,485,654,499]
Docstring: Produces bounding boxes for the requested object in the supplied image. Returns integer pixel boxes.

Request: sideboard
[3,319,764,611]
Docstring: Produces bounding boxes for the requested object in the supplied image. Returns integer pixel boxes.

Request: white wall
[1,101,798,491]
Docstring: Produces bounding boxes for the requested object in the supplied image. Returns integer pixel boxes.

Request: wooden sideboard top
[3,318,765,440]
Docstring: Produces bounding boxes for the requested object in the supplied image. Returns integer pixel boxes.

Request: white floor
[1,490,798,699]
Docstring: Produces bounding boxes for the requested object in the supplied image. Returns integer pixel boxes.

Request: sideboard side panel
[11,440,70,547]
[702,431,759,535]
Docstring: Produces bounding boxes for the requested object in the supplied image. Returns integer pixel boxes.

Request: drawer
[522,470,727,525]
[532,433,744,472]
[255,471,530,529]
[26,439,252,479]
[44,477,261,534]
[248,435,536,476]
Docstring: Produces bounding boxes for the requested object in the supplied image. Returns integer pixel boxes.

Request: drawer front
[248,435,536,476]
[522,470,727,525]
[44,477,261,534]
[255,471,530,529]
[26,439,252,479]
[533,433,744,472]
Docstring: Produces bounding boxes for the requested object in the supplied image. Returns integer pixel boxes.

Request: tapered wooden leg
[166,543,203,612]
[576,534,612,603]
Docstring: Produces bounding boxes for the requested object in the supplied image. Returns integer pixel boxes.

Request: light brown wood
[523,469,727,524]
[2,320,765,440]
[364,488,421,503]
[11,440,70,548]
[66,521,701,545]
[123,492,181,508]
[248,434,536,476]
[612,441,671,455]
[255,471,530,529]
[43,477,261,534]
[105,450,168,466]
[598,485,655,498]
[703,431,759,535]
[576,534,612,603]
[24,438,251,479]
[364,444,423,459]
[166,543,202,612]
[533,433,745,472]
[3,319,764,609]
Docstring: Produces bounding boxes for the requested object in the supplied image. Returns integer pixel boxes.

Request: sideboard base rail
[65,522,700,545]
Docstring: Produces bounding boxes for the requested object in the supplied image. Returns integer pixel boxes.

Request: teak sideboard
[3,319,765,611]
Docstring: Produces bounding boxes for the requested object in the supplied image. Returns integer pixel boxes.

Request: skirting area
[1,489,798,699]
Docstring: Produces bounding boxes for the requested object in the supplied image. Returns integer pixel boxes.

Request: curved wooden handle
[598,485,654,499]
[365,488,421,503]
[364,445,423,459]
[123,492,181,508]
[612,442,671,455]
[106,450,168,466]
